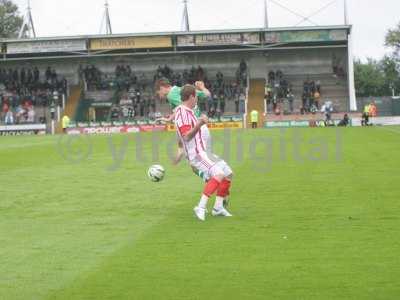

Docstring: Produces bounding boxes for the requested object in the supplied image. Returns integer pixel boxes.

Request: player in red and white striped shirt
[175,85,233,221]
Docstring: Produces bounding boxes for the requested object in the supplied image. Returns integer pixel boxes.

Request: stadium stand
[73,61,248,123]
[0,67,68,125]
[0,26,356,131]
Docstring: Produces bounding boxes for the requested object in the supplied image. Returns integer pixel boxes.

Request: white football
[147,165,165,182]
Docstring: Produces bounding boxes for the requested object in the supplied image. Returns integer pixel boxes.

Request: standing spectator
[321,101,334,126]
[234,94,240,113]
[268,71,275,84]
[34,67,40,83]
[150,97,156,113]
[216,71,224,86]
[301,92,308,113]
[198,94,207,113]
[219,93,225,114]
[45,67,52,81]
[212,94,219,111]
[62,114,70,133]
[316,80,321,93]
[288,92,294,114]
[369,101,377,125]
[250,109,259,129]
[239,93,246,114]
[139,98,145,117]
[240,59,247,74]
[20,68,26,84]
[362,104,370,126]
[314,90,321,109]
[27,68,33,84]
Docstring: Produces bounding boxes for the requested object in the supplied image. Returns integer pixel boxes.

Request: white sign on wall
[7,39,87,54]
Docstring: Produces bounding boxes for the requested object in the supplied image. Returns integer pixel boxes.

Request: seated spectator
[27,107,35,123]
[338,114,350,127]
[5,110,14,124]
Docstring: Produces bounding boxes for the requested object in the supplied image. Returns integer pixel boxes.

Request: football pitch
[1,127,400,300]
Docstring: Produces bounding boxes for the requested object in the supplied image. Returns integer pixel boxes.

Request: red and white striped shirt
[175,105,206,162]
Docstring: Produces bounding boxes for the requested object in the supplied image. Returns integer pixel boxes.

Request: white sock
[198,195,209,209]
[214,196,224,210]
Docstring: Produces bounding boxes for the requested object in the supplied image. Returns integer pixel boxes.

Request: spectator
[235,94,240,113]
[212,94,219,111]
[250,109,259,129]
[361,104,371,126]
[316,80,321,93]
[239,93,246,114]
[302,92,308,113]
[27,107,35,123]
[45,67,52,81]
[287,92,294,114]
[338,114,350,127]
[240,59,247,74]
[198,94,207,113]
[369,101,377,118]
[5,110,14,124]
[268,71,275,84]
[128,107,134,119]
[122,106,129,120]
[314,90,321,109]
[321,101,334,126]
[219,93,225,114]
[62,115,70,133]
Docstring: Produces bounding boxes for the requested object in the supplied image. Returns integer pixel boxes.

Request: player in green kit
[155,79,209,117]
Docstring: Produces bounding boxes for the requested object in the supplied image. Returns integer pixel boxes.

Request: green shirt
[167,86,206,117]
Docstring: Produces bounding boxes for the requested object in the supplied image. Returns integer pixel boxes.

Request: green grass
[1,127,400,300]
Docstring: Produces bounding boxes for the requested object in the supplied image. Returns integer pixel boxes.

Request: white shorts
[190,152,233,180]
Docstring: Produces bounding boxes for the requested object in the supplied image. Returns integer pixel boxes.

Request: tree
[354,59,386,97]
[0,0,23,39]
[381,55,400,94]
[354,56,400,97]
[385,23,400,57]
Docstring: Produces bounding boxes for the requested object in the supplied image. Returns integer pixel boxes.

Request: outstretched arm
[195,81,211,98]
[156,112,176,123]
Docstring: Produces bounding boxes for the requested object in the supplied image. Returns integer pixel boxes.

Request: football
[147,165,165,182]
